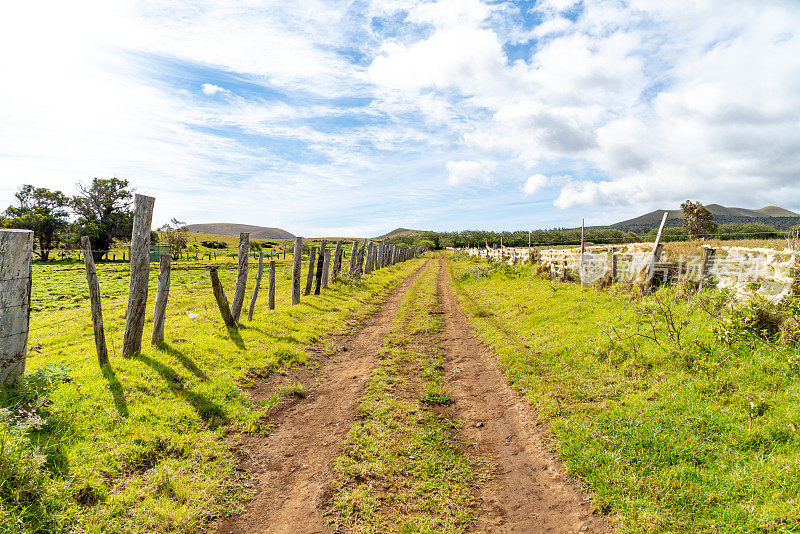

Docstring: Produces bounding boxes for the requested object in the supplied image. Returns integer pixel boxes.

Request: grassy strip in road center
[333,261,485,534]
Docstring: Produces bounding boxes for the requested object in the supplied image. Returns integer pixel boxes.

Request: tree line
[385,202,797,249]
[1,178,137,261]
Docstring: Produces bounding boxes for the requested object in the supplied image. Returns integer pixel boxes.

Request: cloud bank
[0,0,798,233]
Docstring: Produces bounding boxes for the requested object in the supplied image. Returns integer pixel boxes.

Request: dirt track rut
[437,259,612,533]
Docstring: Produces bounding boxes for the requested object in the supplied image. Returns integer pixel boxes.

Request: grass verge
[447,253,800,533]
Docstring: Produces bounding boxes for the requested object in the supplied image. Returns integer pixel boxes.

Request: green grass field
[447,253,800,533]
[1,254,423,534]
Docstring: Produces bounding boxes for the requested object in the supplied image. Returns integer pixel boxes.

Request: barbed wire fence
[0,196,423,387]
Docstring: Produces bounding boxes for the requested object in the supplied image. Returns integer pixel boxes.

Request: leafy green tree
[71,178,133,261]
[4,185,70,261]
[681,200,717,239]
[414,238,435,251]
[159,218,189,259]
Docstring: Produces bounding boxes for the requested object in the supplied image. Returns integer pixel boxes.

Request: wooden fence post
[0,230,33,386]
[304,247,317,296]
[122,194,155,357]
[699,247,716,290]
[364,242,373,274]
[291,237,303,305]
[268,260,276,310]
[314,240,327,295]
[349,241,359,277]
[210,268,235,327]
[322,249,331,289]
[353,246,364,279]
[230,233,250,321]
[332,241,343,281]
[248,250,264,321]
[80,236,109,365]
[378,243,384,270]
[611,249,618,282]
[150,253,172,346]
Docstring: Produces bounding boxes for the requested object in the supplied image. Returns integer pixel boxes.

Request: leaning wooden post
[378,243,385,270]
[268,260,276,310]
[646,212,669,284]
[210,268,236,327]
[291,237,303,305]
[332,241,343,281]
[322,249,331,289]
[122,194,155,358]
[314,240,327,295]
[150,253,172,345]
[0,230,33,386]
[247,250,265,321]
[80,236,109,365]
[230,232,250,321]
[304,247,317,296]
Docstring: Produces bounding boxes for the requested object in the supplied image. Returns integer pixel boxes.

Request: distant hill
[185,223,295,240]
[376,228,425,240]
[608,205,800,232]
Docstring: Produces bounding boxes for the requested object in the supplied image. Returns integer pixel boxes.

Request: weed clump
[457,262,521,281]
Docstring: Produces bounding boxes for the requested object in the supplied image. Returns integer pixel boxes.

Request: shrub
[713,298,787,346]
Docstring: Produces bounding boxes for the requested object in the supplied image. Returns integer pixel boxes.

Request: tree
[159,218,189,259]
[681,200,717,239]
[71,178,134,261]
[4,185,70,261]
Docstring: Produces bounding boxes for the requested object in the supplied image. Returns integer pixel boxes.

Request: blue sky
[1,0,799,236]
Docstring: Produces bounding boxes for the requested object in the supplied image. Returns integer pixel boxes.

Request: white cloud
[201,83,228,96]
[446,160,495,186]
[409,0,492,29]
[522,174,548,195]
[369,0,800,211]
[2,0,799,235]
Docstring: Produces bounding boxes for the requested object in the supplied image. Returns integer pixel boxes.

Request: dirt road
[215,257,612,533]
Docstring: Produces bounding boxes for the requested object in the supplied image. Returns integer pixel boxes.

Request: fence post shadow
[226,326,246,350]
[100,363,129,417]
[134,353,229,429]
[154,342,209,381]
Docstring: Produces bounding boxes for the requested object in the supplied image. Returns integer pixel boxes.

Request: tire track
[436,258,614,533]
[213,260,429,534]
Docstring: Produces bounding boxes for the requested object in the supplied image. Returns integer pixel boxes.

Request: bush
[713,298,787,345]
[200,241,228,249]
